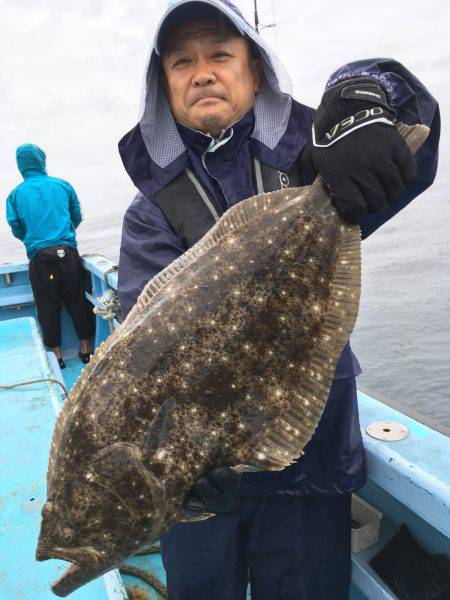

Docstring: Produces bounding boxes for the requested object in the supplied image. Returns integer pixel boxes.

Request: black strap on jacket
[153,158,303,250]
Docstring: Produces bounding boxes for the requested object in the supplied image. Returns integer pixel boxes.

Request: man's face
[161,20,261,137]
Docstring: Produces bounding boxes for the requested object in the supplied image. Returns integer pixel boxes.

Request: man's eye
[212,52,231,59]
[173,57,191,68]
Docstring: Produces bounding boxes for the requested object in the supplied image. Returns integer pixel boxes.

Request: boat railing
[0,254,121,354]
[80,254,121,347]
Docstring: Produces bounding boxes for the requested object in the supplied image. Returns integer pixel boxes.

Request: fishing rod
[253,0,260,32]
[253,0,276,34]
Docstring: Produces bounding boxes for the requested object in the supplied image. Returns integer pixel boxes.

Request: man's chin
[191,111,232,137]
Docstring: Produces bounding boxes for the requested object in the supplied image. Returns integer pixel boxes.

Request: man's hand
[183,467,243,516]
[304,77,417,224]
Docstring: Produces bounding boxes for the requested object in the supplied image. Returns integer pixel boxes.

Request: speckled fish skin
[36,124,429,597]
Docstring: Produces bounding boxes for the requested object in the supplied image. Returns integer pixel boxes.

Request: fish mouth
[37,545,114,597]
[51,562,114,598]
[52,563,85,597]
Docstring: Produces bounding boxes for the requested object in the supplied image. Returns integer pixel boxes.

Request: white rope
[0,378,68,397]
[93,289,122,333]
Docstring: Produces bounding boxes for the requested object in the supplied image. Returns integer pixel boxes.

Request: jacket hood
[16,144,47,177]
[134,0,293,170]
[154,0,246,55]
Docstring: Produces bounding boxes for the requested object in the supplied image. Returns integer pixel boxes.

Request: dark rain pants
[161,493,351,600]
[29,246,94,348]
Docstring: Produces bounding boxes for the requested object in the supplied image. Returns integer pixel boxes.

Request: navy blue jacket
[118,58,439,495]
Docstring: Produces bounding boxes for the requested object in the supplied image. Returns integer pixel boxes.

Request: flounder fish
[36,124,428,596]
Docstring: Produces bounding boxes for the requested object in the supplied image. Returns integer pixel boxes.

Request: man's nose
[192,58,217,86]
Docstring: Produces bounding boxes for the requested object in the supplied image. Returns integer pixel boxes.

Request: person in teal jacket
[6,144,81,258]
[6,144,94,368]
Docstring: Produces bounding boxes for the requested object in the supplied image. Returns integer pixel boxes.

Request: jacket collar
[177,110,255,160]
[118,99,314,199]
[22,169,47,179]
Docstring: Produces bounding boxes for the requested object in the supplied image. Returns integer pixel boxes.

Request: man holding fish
[117,1,440,597]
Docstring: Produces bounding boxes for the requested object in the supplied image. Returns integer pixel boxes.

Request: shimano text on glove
[313,78,395,147]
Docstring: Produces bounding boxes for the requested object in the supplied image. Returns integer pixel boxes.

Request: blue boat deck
[59,356,84,393]
[0,318,127,599]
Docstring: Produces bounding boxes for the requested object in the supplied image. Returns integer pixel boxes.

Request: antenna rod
[253,0,260,32]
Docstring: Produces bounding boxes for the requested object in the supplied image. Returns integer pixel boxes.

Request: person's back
[6,143,92,368]
[6,144,81,259]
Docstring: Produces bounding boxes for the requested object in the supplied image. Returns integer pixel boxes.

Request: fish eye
[42,503,53,517]
[61,527,76,544]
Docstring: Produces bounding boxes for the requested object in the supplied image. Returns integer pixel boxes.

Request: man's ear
[251,58,262,94]
[159,58,172,100]
[160,71,169,97]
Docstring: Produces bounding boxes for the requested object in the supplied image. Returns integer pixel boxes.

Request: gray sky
[1,1,449,419]
[1,0,448,233]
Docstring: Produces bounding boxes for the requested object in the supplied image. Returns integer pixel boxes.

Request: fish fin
[47,336,120,488]
[396,122,429,154]
[124,186,308,326]
[178,511,214,523]
[89,443,164,517]
[235,181,362,472]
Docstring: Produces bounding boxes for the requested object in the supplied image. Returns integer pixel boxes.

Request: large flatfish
[36,124,428,596]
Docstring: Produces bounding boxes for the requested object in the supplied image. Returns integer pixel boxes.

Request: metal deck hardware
[365,420,409,441]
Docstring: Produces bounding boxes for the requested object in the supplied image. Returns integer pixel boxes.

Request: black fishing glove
[183,467,243,516]
[303,77,417,224]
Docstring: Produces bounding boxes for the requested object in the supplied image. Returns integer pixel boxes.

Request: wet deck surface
[62,356,84,392]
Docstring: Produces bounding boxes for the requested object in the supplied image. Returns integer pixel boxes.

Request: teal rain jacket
[6,144,82,259]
